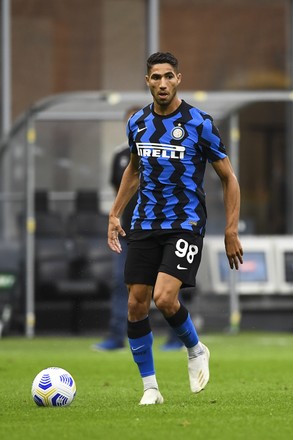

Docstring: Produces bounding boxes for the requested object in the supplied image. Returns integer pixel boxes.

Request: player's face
[145,63,182,113]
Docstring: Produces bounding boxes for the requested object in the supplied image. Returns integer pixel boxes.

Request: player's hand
[225,232,243,270]
[108,214,126,253]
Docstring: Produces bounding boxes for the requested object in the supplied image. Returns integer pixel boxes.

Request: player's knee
[128,288,150,320]
[128,300,149,321]
[154,293,176,315]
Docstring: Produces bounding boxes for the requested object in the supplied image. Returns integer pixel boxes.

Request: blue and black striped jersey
[127,100,227,234]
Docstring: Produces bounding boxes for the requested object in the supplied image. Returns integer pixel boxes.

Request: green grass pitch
[0,332,292,440]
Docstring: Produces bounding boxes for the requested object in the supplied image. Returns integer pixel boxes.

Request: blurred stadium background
[0,0,293,337]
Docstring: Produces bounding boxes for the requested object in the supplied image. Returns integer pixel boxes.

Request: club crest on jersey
[171,126,185,140]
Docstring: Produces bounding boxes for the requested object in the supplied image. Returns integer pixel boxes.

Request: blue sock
[173,314,199,348]
[165,303,199,348]
[128,332,154,377]
[128,318,155,378]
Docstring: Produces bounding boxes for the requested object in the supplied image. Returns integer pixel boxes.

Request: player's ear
[177,73,182,85]
[145,75,150,87]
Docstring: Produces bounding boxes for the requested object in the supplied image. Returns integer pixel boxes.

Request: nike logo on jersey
[177,264,188,270]
[137,126,147,133]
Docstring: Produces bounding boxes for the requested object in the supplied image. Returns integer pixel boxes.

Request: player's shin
[127,317,158,390]
[165,303,203,355]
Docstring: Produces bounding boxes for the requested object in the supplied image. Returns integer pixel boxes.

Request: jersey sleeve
[198,116,227,163]
[126,118,138,154]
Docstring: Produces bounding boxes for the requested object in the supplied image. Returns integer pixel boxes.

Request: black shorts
[124,230,203,287]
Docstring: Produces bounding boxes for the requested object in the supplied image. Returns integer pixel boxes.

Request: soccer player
[108,52,243,405]
[93,106,184,352]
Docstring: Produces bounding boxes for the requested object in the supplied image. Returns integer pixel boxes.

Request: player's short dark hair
[146,52,179,73]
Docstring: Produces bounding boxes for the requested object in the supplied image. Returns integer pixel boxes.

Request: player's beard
[153,89,176,108]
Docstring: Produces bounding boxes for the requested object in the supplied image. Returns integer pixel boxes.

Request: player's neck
[153,97,182,116]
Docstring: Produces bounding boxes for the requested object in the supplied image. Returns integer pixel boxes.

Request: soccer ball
[31,367,76,407]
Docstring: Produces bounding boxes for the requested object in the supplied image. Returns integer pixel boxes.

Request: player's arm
[212,157,243,270]
[108,153,140,253]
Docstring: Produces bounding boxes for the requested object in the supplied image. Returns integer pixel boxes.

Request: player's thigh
[153,271,182,307]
